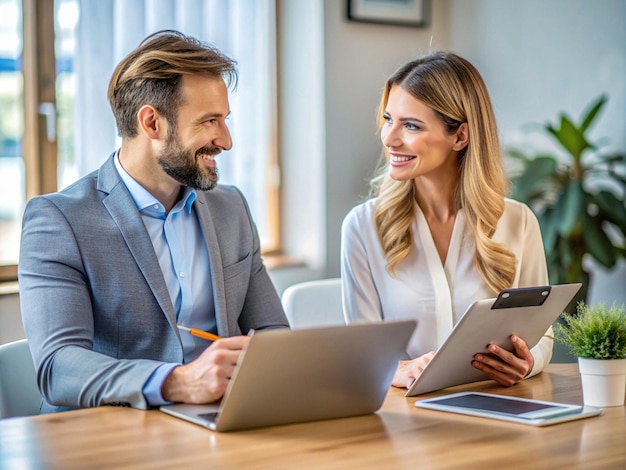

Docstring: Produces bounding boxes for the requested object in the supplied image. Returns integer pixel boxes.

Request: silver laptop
[161,320,416,432]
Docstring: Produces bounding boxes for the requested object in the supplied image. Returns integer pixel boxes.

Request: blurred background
[1,0,624,344]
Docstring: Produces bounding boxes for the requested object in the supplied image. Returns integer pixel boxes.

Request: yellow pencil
[177,324,221,342]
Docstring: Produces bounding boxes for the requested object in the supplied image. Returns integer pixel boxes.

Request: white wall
[276,0,626,305]
[447,0,625,152]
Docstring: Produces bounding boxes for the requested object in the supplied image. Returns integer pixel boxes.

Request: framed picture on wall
[347,0,429,27]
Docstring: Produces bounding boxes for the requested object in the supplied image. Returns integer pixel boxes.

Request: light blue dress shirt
[114,153,215,405]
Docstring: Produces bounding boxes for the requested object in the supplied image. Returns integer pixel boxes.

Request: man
[18,30,289,413]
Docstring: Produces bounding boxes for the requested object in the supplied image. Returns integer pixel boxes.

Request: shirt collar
[113,151,197,215]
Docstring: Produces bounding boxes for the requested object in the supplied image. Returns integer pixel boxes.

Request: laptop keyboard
[197,412,219,423]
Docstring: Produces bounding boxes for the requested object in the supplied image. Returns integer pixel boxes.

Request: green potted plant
[554,302,626,407]
[507,95,626,307]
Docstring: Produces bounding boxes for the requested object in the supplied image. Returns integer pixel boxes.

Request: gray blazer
[18,154,289,413]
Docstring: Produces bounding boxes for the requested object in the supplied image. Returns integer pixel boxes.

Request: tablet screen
[428,393,559,415]
[415,392,600,426]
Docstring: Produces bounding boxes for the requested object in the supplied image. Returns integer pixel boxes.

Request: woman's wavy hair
[371,51,516,294]
[108,30,238,138]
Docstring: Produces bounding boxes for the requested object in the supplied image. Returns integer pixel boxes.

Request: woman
[341,51,552,389]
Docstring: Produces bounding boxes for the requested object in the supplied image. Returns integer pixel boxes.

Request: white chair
[281,278,346,329]
[0,339,42,419]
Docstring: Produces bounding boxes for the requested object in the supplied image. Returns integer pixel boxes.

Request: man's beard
[158,132,221,191]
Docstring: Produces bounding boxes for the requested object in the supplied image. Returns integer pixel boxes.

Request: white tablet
[415,392,602,426]
[405,283,582,397]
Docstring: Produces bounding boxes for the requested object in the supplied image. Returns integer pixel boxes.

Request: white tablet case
[415,392,601,426]
[405,283,582,397]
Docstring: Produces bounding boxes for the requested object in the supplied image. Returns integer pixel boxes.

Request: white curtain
[72,0,277,242]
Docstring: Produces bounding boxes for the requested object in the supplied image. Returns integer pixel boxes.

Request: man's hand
[161,336,250,404]
[471,334,534,387]
[392,351,435,389]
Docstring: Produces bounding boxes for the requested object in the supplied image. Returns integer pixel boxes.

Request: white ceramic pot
[578,357,626,407]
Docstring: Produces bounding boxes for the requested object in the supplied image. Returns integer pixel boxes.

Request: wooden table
[0,364,624,469]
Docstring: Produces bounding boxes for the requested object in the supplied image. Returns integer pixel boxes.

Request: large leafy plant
[508,95,626,302]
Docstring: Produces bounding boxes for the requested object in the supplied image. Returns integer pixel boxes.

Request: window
[0,0,280,282]
[0,0,24,280]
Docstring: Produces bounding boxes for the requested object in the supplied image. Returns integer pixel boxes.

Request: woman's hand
[471,334,534,387]
[392,351,435,389]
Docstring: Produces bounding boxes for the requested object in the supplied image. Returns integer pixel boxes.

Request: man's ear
[453,122,469,151]
[137,105,163,140]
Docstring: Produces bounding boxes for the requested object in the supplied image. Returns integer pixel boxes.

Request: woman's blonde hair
[372,51,516,294]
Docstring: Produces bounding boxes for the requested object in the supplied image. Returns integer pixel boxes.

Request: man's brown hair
[108,30,238,138]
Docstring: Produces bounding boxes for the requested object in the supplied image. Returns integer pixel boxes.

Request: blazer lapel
[194,195,230,336]
[97,155,179,333]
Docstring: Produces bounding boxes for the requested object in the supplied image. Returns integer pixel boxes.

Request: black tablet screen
[430,394,559,415]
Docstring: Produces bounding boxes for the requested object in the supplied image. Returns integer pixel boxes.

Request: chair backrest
[0,339,42,419]
[281,278,346,329]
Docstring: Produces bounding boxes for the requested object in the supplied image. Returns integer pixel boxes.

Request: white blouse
[340,197,553,377]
